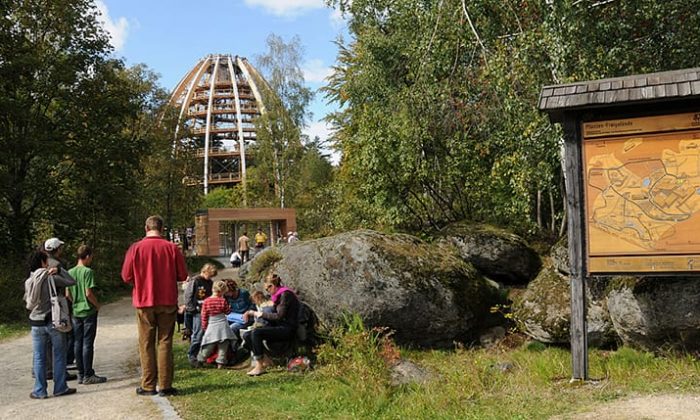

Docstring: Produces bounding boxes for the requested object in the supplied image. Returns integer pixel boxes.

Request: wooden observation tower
[170,54,268,194]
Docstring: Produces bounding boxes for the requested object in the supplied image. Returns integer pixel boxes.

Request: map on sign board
[582,112,700,273]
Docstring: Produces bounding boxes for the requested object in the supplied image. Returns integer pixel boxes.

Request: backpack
[48,274,72,333]
[24,269,47,311]
[296,301,318,344]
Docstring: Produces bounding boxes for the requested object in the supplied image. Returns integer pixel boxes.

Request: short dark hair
[27,249,48,273]
[145,215,164,232]
[77,244,92,260]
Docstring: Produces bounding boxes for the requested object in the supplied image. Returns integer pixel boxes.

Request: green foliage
[324,0,700,235]
[0,259,28,323]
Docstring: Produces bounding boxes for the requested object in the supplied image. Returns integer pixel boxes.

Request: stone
[550,236,570,275]
[242,229,501,347]
[390,359,433,386]
[607,276,700,351]
[479,326,506,348]
[439,223,541,284]
[511,265,616,347]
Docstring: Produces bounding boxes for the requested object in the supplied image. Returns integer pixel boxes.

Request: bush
[246,248,282,281]
[0,258,28,323]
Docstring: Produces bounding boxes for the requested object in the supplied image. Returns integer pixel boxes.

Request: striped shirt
[201,296,230,330]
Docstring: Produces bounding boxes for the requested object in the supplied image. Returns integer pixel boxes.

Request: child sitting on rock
[239,291,275,348]
[196,280,237,368]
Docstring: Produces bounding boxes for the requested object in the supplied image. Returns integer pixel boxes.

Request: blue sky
[98,0,345,151]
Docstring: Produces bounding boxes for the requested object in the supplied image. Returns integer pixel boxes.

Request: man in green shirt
[67,245,107,385]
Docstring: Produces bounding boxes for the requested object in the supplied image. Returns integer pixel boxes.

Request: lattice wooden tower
[170,54,268,194]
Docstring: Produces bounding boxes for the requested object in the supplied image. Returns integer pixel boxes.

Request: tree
[0,0,114,256]
[252,34,314,208]
[325,0,700,234]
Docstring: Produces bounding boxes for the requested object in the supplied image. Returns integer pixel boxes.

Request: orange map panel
[583,126,700,272]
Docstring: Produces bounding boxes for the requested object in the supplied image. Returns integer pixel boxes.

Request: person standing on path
[254,228,267,252]
[24,249,77,399]
[43,238,78,382]
[238,232,250,263]
[67,245,107,385]
[184,263,217,366]
[121,215,188,397]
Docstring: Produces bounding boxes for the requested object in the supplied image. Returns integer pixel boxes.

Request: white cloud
[243,0,325,17]
[94,0,129,51]
[303,120,341,164]
[302,59,333,84]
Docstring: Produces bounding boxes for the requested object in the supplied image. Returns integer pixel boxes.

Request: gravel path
[0,297,181,420]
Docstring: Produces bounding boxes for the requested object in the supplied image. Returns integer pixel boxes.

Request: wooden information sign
[582,112,700,273]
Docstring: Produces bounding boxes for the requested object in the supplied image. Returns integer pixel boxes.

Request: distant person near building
[67,245,107,385]
[121,215,188,397]
[287,231,299,244]
[254,228,267,251]
[238,232,250,263]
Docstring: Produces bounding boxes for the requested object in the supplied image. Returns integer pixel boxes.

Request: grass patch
[0,321,28,342]
[167,324,700,419]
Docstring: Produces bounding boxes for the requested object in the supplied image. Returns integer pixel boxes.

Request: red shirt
[200,296,230,330]
[121,235,188,308]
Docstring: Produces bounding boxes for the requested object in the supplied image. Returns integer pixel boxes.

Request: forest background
[1,0,699,324]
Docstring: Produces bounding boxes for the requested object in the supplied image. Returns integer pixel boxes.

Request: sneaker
[29,393,48,400]
[66,363,78,370]
[135,387,157,396]
[54,388,77,397]
[82,375,107,385]
[66,373,78,381]
[158,387,178,397]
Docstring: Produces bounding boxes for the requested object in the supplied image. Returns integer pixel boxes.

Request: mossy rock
[512,265,616,347]
[245,229,502,347]
[438,222,541,284]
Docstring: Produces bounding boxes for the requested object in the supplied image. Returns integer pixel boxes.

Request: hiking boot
[54,388,77,397]
[82,375,107,385]
[158,387,178,397]
[135,387,157,396]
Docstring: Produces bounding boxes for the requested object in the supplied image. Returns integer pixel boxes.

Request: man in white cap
[42,237,78,382]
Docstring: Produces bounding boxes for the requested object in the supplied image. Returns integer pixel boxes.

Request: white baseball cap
[44,237,64,252]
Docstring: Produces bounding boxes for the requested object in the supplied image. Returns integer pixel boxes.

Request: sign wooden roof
[539,67,700,113]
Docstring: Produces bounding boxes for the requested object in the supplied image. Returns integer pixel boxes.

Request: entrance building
[195,208,297,257]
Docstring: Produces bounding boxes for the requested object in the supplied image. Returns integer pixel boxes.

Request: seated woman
[223,279,253,348]
[243,273,299,376]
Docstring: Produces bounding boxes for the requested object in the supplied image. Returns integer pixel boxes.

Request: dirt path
[553,394,700,419]
[0,297,180,420]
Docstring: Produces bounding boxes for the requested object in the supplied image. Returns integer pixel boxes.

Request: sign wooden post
[540,67,700,380]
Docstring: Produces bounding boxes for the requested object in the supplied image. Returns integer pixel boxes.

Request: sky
[97,0,346,157]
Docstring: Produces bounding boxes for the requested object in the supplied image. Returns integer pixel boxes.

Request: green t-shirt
[68,265,97,318]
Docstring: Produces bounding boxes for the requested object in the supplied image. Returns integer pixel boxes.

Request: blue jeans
[72,313,98,378]
[187,313,202,360]
[31,325,69,397]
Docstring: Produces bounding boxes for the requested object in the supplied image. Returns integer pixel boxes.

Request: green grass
[0,321,28,342]
[167,332,700,419]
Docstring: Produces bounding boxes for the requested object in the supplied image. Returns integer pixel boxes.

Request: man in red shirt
[121,215,188,397]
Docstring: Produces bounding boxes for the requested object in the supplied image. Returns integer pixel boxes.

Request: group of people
[230,228,300,268]
[183,264,301,376]
[25,215,302,400]
[24,238,106,399]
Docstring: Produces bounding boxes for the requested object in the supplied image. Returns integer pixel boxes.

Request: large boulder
[245,230,501,347]
[439,223,541,284]
[512,265,616,347]
[607,276,700,351]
